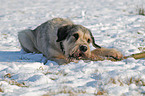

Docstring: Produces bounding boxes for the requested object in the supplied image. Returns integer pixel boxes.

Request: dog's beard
[69,49,85,59]
[67,45,88,60]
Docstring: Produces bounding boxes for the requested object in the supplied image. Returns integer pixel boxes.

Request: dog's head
[56,25,101,60]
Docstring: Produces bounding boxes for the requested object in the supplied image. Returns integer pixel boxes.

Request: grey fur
[18,18,123,64]
[18,18,93,64]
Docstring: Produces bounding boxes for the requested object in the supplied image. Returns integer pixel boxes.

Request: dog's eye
[87,39,91,43]
[73,33,79,40]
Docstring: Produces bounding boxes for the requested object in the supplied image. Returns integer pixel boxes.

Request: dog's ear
[56,25,71,42]
[88,29,101,48]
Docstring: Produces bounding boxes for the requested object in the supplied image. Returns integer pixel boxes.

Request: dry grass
[43,89,108,96]
[43,77,145,96]
[107,78,124,86]
[138,8,145,16]
[4,73,12,78]
[136,5,145,16]
[0,73,29,93]
[0,84,3,93]
[127,77,145,86]
[43,86,108,96]
[107,77,145,86]
[2,73,29,87]
[94,90,107,96]
[44,70,68,76]
[43,87,86,96]
[138,47,145,52]
[0,87,3,93]
[5,79,28,87]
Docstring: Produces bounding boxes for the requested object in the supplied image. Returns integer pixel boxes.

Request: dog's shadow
[0,51,46,63]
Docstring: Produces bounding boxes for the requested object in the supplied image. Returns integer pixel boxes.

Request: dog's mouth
[69,51,86,60]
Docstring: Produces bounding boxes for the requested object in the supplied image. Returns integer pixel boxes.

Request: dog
[18,18,123,64]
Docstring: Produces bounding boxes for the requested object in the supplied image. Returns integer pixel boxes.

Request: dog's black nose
[80,45,88,52]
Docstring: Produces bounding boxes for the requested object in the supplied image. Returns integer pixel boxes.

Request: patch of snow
[0,0,145,96]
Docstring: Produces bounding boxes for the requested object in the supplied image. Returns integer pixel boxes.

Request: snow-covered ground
[0,0,145,96]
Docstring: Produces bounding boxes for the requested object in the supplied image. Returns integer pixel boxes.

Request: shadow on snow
[0,51,45,63]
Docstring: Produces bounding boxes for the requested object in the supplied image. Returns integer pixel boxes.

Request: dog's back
[18,29,40,53]
[18,18,73,56]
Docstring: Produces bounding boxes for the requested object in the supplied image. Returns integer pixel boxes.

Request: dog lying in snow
[18,18,123,64]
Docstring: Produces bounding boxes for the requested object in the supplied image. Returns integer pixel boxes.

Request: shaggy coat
[18,18,123,64]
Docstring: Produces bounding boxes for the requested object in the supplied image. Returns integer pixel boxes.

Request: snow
[0,0,145,96]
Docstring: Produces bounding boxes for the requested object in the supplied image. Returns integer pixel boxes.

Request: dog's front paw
[91,48,123,60]
[104,48,123,60]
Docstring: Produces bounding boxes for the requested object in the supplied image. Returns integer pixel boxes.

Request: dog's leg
[18,29,39,53]
[48,58,68,65]
[91,48,123,60]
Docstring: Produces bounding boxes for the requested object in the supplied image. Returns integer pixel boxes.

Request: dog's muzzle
[69,45,88,60]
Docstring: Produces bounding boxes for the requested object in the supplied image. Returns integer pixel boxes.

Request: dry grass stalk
[127,78,145,86]
[4,73,12,78]
[107,77,145,87]
[124,51,145,59]
[43,87,86,96]
[2,73,28,87]
[0,88,3,92]
[44,70,68,76]
[138,8,145,16]
[95,90,106,95]
[5,79,28,87]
